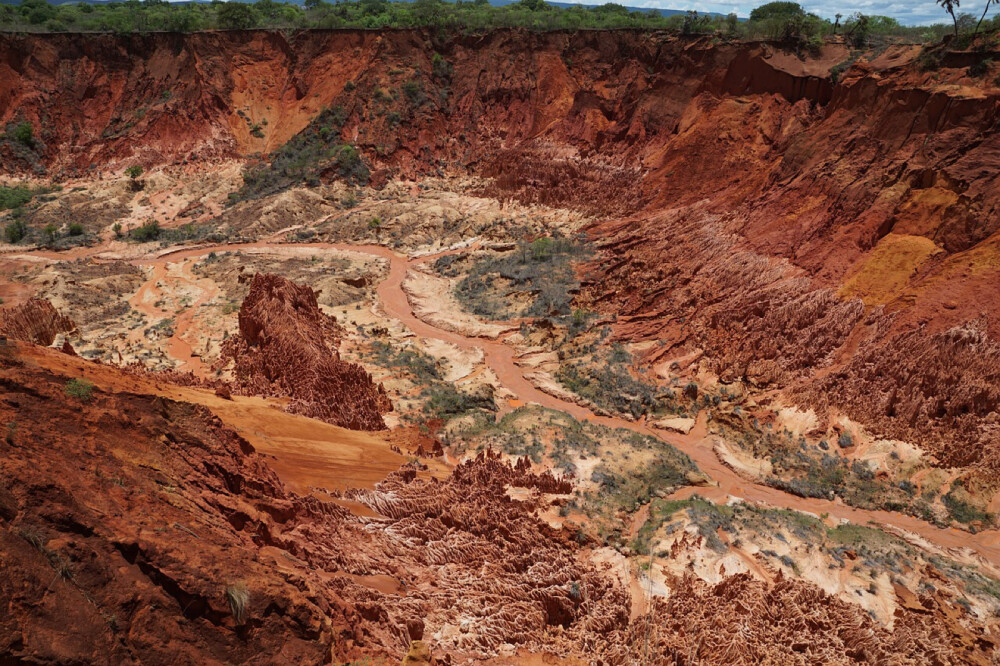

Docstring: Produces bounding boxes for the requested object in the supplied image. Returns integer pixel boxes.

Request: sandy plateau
[2,29,1000,665]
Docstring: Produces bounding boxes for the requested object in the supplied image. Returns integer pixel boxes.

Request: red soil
[2,346,994,664]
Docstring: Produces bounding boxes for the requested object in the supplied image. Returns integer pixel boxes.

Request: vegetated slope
[219,272,391,430]
[2,30,999,482]
[1,345,994,664]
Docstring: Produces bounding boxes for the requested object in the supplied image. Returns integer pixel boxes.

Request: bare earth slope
[2,344,995,664]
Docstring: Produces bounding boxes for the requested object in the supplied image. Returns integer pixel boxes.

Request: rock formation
[615,572,996,665]
[219,273,390,430]
[0,298,75,346]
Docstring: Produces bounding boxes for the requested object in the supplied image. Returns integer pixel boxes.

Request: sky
[616,0,970,25]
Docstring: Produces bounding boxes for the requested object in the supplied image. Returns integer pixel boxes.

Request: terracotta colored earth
[4,28,1000,663]
[27,239,1000,568]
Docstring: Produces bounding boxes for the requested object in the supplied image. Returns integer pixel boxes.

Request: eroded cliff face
[2,30,999,500]
[0,297,75,345]
[2,347,993,664]
[219,272,390,430]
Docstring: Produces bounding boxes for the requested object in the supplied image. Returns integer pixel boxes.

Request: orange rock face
[0,298,75,346]
[219,273,390,430]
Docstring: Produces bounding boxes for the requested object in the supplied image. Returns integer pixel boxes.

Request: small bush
[918,48,944,71]
[423,384,492,418]
[4,218,27,244]
[0,185,35,210]
[10,121,35,148]
[65,378,95,401]
[67,222,84,236]
[130,220,161,242]
[968,58,993,78]
[943,486,993,526]
[432,53,453,81]
[403,79,424,104]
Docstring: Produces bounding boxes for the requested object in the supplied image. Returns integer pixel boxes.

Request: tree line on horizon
[0,0,997,47]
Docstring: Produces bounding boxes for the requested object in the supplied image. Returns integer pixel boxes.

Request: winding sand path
[19,239,1000,568]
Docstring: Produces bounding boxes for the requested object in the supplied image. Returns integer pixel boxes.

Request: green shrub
[371,341,441,383]
[3,218,27,244]
[67,222,84,236]
[216,2,259,29]
[0,185,35,210]
[968,58,993,77]
[10,121,35,148]
[402,79,424,105]
[423,384,491,418]
[65,378,95,401]
[431,52,453,81]
[130,220,161,242]
[943,486,993,525]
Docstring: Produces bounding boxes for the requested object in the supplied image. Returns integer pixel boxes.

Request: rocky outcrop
[801,319,1000,489]
[0,298,75,345]
[615,571,995,665]
[219,273,390,430]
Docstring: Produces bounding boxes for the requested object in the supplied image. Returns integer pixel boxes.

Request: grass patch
[225,583,250,625]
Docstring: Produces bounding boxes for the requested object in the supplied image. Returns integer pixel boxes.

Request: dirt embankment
[3,30,1000,498]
